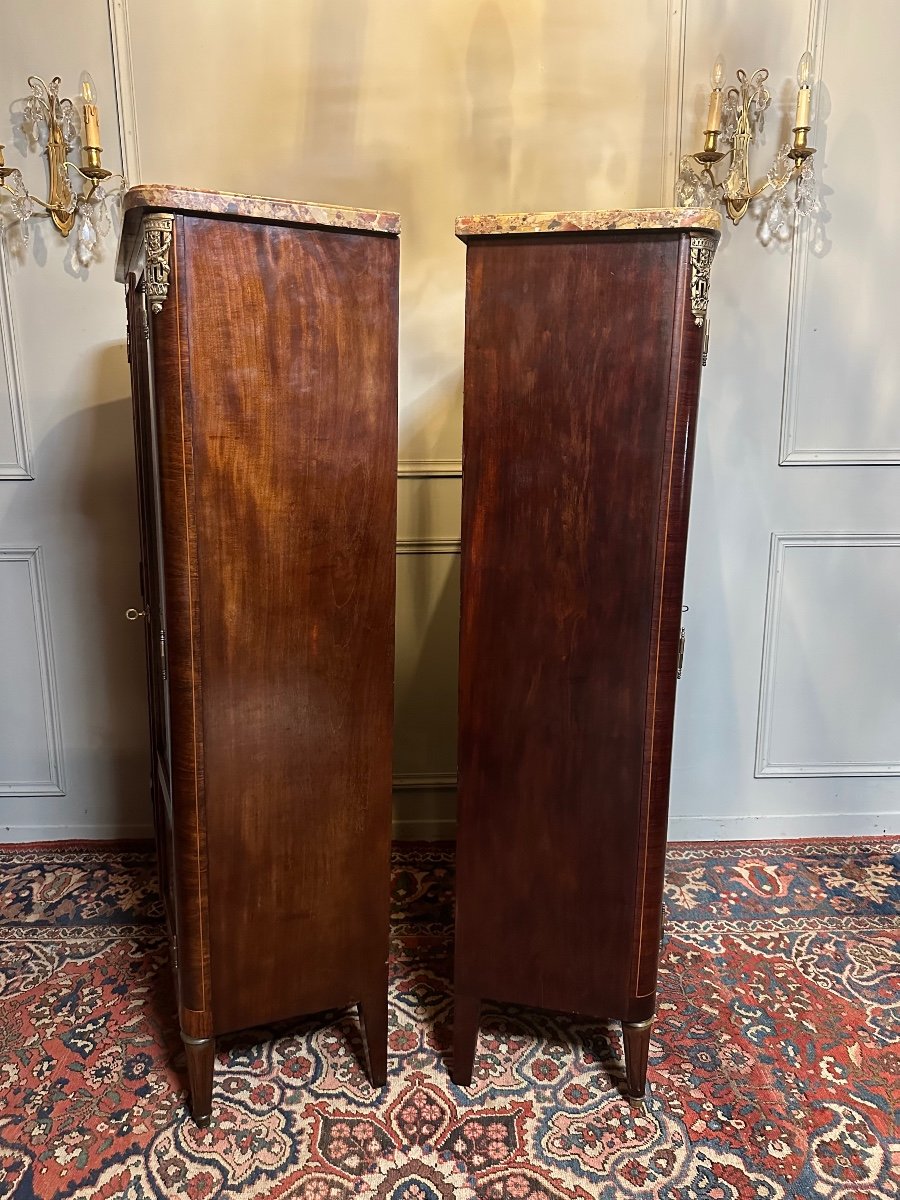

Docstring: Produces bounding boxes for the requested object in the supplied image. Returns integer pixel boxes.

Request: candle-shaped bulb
[794,51,813,130]
[797,50,813,88]
[80,71,101,148]
[706,55,725,132]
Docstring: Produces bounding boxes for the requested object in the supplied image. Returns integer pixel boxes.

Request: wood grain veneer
[452,224,718,1099]
[120,189,399,1124]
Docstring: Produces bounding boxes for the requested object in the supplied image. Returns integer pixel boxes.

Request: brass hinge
[702,319,711,367]
[159,628,168,681]
[677,628,686,678]
[141,306,150,340]
[126,324,131,363]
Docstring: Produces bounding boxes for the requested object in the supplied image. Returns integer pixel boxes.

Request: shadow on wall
[465,1,515,211]
[125,0,682,823]
[463,0,661,213]
[286,0,465,463]
[297,0,371,194]
[77,345,148,785]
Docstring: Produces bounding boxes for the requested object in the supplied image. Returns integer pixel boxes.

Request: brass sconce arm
[676,53,820,235]
[0,159,116,214]
[0,72,127,264]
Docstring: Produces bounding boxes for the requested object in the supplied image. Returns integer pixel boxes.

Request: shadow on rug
[0,839,897,1198]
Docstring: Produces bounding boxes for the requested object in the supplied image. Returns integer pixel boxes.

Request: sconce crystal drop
[0,72,126,266]
[676,52,821,235]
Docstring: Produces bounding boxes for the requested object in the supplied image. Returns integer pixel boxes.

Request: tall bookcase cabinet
[117,185,400,1125]
[451,208,720,1098]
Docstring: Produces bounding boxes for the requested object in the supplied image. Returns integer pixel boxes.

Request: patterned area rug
[0,839,897,1199]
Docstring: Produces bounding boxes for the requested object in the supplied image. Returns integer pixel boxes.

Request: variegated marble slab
[122,184,400,233]
[117,184,399,282]
[455,207,721,238]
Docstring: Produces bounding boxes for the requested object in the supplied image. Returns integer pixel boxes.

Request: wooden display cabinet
[451,208,720,1099]
[116,185,400,1125]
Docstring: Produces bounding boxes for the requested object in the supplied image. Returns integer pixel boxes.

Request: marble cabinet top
[117,184,400,283]
[455,208,721,238]
[122,184,400,233]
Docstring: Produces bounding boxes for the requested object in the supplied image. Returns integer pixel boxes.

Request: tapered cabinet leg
[182,1033,215,1127]
[452,994,481,1086]
[358,975,389,1088]
[622,1017,653,1101]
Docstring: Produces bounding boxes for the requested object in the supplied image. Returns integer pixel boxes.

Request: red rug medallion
[0,840,897,1198]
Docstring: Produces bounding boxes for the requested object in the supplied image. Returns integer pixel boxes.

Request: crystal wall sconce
[0,73,126,266]
[676,53,820,238]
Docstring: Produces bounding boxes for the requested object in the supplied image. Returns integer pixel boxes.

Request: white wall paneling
[0,547,65,795]
[392,535,459,837]
[756,534,900,777]
[391,789,457,840]
[5,0,898,840]
[0,238,33,480]
[117,0,680,838]
[0,3,150,841]
[395,478,461,546]
[393,540,460,796]
[107,0,142,181]
[669,0,900,839]
[392,474,461,836]
[661,0,688,202]
[780,0,900,464]
[667,810,897,841]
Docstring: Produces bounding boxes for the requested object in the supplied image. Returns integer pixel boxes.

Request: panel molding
[755,532,900,777]
[0,235,33,480]
[661,0,689,205]
[781,445,900,465]
[398,459,462,479]
[775,0,889,466]
[0,547,65,795]
[392,772,457,791]
[670,2,857,466]
[2,811,896,842]
[396,536,461,555]
[391,790,457,840]
[107,0,142,181]
[0,822,153,842]
[669,810,900,839]
[391,811,900,840]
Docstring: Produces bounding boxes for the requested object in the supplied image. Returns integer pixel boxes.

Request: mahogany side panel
[629,234,705,1009]
[454,230,712,1040]
[179,217,399,1035]
[148,216,214,1042]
